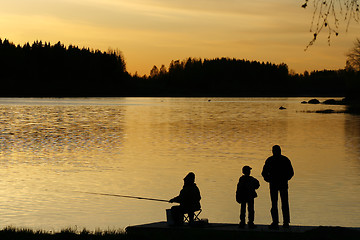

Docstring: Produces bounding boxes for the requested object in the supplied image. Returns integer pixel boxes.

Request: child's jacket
[236,175,260,203]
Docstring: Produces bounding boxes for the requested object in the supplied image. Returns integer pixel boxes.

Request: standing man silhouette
[262,145,294,229]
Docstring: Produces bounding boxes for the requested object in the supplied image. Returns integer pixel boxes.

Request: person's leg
[247,199,256,228]
[188,211,195,224]
[248,199,255,224]
[280,188,290,226]
[240,202,246,224]
[270,185,279,224]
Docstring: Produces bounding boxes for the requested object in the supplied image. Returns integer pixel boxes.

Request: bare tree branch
[303,0,359,50]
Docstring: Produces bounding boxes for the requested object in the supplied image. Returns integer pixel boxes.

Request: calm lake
[0,97,359,230]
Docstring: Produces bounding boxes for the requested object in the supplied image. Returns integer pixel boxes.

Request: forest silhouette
[0,38,359,101]
[0,38,128,97]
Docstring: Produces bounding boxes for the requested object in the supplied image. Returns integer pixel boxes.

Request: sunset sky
[1,0,359,75]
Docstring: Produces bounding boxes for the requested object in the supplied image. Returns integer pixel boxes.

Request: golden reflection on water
[0,98,359,230]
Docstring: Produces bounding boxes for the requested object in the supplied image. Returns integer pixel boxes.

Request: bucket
[166,209,174,225]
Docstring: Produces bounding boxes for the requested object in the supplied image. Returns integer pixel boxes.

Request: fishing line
[75,191,170,203]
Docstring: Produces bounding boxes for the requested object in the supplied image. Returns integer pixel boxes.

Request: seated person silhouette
[169,172,201,225]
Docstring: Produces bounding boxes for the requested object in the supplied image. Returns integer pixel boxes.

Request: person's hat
[242,166,252,171]
[184,172,195,182]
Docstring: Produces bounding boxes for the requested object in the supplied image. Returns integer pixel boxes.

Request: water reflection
[0,105,126,160]
[345,114,360,175]
[0,103,129,229]
[0,98,358,230]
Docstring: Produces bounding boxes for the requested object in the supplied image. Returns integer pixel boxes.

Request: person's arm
[262,159,271,182]
[287,158,294,180]
[196,186,201,201]
[236,180,242,203]
[169,195,180,203]
[254,178,260,189]
[169,190,183,203]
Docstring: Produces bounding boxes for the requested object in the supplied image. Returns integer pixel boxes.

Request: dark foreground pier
[126,221,360,240]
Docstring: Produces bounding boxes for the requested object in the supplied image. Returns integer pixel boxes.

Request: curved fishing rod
[75,191,170,203]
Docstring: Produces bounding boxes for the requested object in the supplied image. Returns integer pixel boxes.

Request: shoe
[238,222,245,228]
[248,222,257,229]
[283,223,290,229]
[268,222,279,230]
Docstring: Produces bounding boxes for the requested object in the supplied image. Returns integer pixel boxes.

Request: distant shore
[1,39,359,98]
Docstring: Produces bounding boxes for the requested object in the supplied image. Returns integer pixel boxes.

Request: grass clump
[0,226,128,240]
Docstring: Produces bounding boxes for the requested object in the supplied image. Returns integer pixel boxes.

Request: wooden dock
[126,221,360,240]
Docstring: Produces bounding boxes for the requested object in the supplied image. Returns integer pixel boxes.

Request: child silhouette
[236,166,260,228]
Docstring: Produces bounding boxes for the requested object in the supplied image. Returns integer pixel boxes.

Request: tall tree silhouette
[346,38,360,71]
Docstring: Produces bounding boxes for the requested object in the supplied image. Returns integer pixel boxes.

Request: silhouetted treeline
[141,58,290,96]
[0,38,359,98]
[0,38,129,96]
[289,69,360,98]
[143,58,359,98]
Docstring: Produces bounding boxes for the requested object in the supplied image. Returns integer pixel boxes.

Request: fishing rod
[75,191,170,203]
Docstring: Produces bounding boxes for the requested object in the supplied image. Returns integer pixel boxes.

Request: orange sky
[1,0,359,76]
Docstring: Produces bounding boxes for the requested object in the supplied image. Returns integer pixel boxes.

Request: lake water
[0,97,359,231]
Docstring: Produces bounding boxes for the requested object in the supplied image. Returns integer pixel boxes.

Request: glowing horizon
[1,0,359,76]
